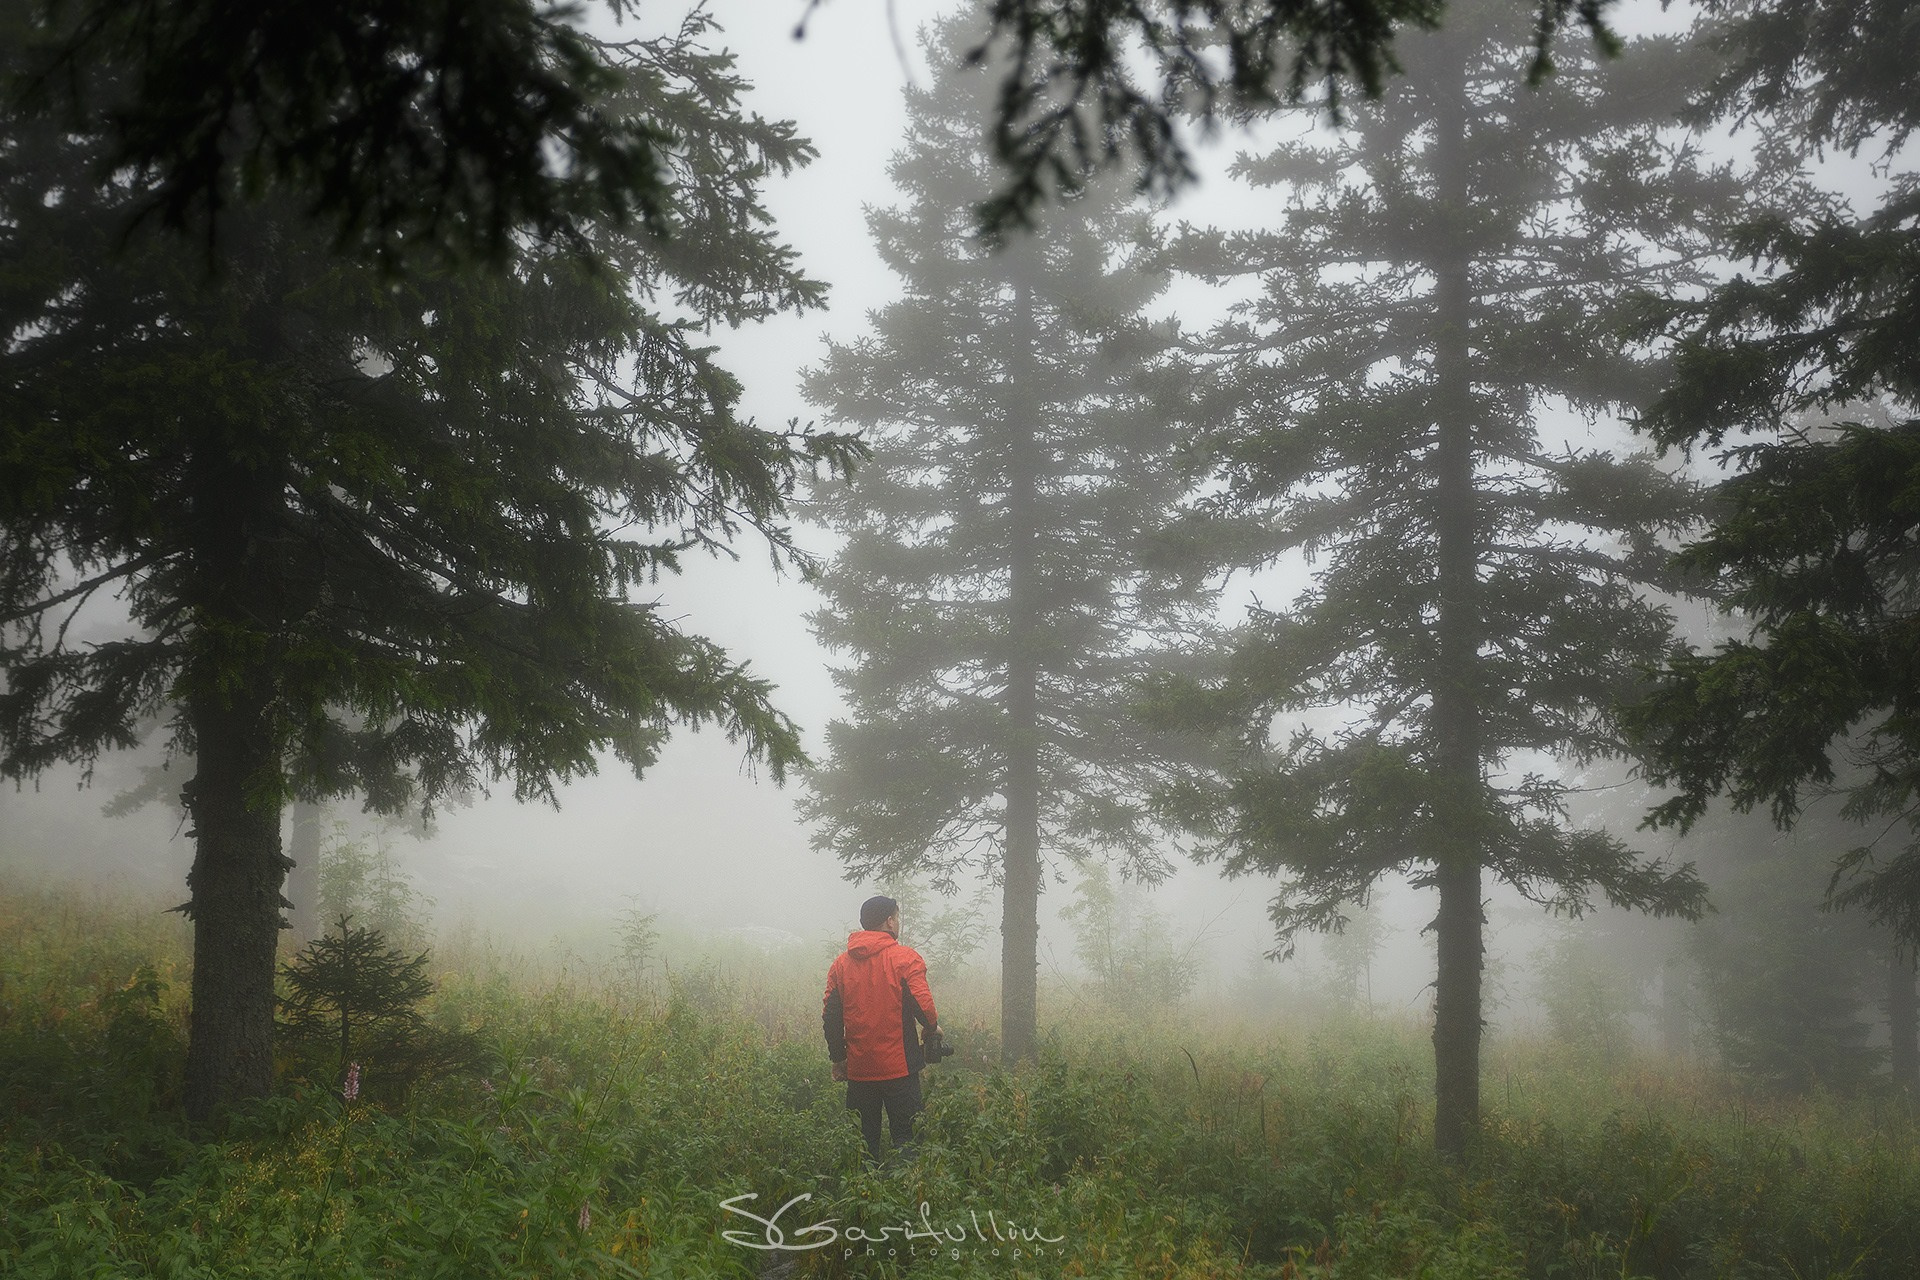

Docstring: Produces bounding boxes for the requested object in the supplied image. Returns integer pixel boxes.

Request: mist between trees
[2,0,1918,1197]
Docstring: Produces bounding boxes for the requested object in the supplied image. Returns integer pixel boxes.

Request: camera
[921,1025,956,1064]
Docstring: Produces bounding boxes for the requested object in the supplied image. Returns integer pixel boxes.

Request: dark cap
[860,895,899,930]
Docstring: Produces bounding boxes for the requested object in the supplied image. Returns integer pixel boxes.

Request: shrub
[279,918,480,1100]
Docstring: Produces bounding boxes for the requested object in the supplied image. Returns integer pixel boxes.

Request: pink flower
[342,1061,361,1102]
[578,1201,592,1232]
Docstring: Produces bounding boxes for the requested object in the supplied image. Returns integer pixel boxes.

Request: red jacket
[822,930,938,1081]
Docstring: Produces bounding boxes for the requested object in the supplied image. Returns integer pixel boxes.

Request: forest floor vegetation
[2,880,1916,1279]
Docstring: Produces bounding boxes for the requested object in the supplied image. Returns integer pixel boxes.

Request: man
[822,895,939,1160]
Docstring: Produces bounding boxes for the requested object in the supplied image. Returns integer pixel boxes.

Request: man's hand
[831,1060,848,1082]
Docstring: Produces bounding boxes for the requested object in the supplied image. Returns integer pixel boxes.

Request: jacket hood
[845,929,898,960]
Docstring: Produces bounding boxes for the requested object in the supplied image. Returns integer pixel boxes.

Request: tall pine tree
[1622,0,1920,1027]
[1153,0,1716,1158]
[0,10,855,1120]
[802,21,1218,1064]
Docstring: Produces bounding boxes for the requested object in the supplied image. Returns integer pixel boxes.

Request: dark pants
[845,1073,922,1159]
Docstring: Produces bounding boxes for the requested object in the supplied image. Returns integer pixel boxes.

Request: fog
[0,0,1309,988]
[1,0,1911,1079]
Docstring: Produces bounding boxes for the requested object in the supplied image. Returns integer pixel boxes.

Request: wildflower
[481,1077,495,1096]
[343,1061,361,1102]
[578,1201,592,1232]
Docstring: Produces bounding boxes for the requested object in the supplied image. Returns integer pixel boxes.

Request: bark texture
[286,801,323,946]
[182,687,286,1121]
[181,438,288,1123]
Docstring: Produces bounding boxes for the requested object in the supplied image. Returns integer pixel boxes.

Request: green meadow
[3,882,1917,1280]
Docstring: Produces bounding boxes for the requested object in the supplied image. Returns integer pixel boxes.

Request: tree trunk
[1000,278,1043,1066]
[182,679,286,1121]
[181,438,288,1123]
[1427,27,1484,1165]
[1891,945,1918,1093]
[286,801,323,946]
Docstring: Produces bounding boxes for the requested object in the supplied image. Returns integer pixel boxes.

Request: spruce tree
[7,0,732,271]
[1680,812,1885,1095]
[1154,0,1716,1158]
[0,12,856,1120]
[1622,0,1920,966]
[8,0,1616,257]
[801,20,1218,1064]
[965,0,1623,233]
[280,919,435,1084]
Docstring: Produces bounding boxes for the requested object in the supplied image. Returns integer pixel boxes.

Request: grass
[2,882,1917,1278]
